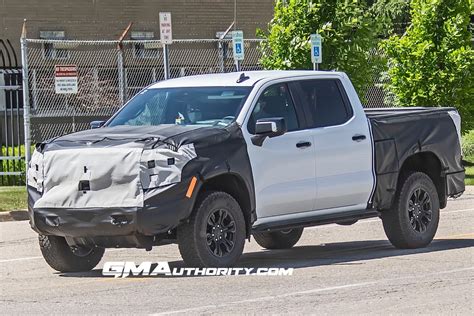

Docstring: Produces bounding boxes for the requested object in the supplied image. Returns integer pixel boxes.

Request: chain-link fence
[22,38,270,144]
[20,38,394,165]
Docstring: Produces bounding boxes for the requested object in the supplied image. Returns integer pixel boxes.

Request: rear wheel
[39,234,104,272]
[177,191,246,267]
[253,228,303,250]
[382,172,440,249]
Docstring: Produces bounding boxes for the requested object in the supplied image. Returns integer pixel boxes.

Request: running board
[252,208,380,232]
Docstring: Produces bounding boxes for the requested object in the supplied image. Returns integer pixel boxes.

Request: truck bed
[365,107,464,210]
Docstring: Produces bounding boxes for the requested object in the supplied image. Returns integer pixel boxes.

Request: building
[0,0,275,150]
[0,0,274,68]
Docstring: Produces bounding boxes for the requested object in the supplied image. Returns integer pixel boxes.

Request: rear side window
[298,79,352,128]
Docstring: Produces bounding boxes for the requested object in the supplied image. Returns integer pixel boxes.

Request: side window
[124,92,167,126]
[298,79,352,128]
[248,83,299,134]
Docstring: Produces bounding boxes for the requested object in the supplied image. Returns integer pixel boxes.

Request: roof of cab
[148,70,342,88]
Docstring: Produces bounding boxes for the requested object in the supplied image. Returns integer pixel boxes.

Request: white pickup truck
[27,71,465,271]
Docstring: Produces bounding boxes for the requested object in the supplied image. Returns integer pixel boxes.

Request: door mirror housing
[251,117,287,146]
[90,121,105,129]
[255,118,287,136]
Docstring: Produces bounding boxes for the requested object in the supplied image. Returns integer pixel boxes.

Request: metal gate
[0,68,24,185]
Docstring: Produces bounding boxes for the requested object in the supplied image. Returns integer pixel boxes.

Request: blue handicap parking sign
[313,46,320,57]
[235,43,242,54]
[232,30,245,60]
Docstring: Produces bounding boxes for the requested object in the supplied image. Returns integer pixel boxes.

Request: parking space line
[151,267,474,315]
[439,232,474,239]
[0,256,42,263]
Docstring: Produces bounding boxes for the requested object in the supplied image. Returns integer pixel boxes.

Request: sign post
[310,34,322,70]
[159,12,172,79]
[232,30,244,72]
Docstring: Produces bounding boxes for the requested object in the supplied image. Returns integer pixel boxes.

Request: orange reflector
[186,176,198,198]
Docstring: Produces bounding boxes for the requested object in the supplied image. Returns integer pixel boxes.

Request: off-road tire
[382,172,440,249]
[253,228,304,250]
[38,234,105,272]
[177,191,246,267]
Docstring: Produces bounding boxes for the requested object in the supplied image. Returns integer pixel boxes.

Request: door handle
[296,141,312,148]
[352,134,366,142]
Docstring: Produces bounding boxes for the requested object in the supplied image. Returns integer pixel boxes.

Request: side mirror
[251,117,287,146]
[90,121,105,129]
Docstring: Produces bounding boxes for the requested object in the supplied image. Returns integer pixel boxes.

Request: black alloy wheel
[408,187,432,233]
[207,209,237,257]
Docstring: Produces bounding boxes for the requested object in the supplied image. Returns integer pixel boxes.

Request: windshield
[108,87,252,127]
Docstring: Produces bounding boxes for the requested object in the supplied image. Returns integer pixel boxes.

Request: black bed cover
[365,107,464,210]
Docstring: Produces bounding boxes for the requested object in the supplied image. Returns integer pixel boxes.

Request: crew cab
[27,71,465,271]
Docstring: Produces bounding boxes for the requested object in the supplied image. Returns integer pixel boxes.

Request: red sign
[55,65,78,94]
[55,65,78,77]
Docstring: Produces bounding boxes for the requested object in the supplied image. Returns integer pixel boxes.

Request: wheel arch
[197,172,254,237]
[398,151,447,208]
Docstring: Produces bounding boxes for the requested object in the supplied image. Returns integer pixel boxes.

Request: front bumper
[28,180,197,239]
[30,206,140,237]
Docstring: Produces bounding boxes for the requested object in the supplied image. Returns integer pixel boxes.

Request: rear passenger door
[294,79,373,211]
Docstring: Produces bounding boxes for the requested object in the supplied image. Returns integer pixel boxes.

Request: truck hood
[28,124,233,209]
[39,124,216,150]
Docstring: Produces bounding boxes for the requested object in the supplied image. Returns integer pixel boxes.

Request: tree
[257,0,381,98]
[369,0,411,36]
[381,0,474,133]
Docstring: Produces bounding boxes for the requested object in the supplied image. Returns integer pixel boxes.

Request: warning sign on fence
[55,65,78,94]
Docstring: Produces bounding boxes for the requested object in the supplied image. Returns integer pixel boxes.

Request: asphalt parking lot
[1,188,473,315]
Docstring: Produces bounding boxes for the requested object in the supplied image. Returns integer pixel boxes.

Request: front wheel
[177,191,246,267]
[253,228,304,250]
[382,172,440,249]
[39,235,104,272]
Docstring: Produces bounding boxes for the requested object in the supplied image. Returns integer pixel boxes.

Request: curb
[0,210,29,222]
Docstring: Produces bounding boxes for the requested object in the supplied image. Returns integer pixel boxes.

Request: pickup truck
[27,71,465,271]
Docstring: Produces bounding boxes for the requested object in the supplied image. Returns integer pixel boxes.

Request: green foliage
[1,145,27,186]
[381,0,474,133]
[462,130,474,157]
[463,130,474,185]
[257,0,382,98]
[369,0,411,36]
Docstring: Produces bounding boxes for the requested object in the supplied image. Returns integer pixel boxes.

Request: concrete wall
[0,0,274,67]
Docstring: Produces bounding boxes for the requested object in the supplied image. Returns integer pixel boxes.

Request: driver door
[244,83,317,219]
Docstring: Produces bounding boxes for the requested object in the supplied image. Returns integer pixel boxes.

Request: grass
[462,130,474,186]
[464,156,474,186]
[0,186,27,212]
[462,130,474,157]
